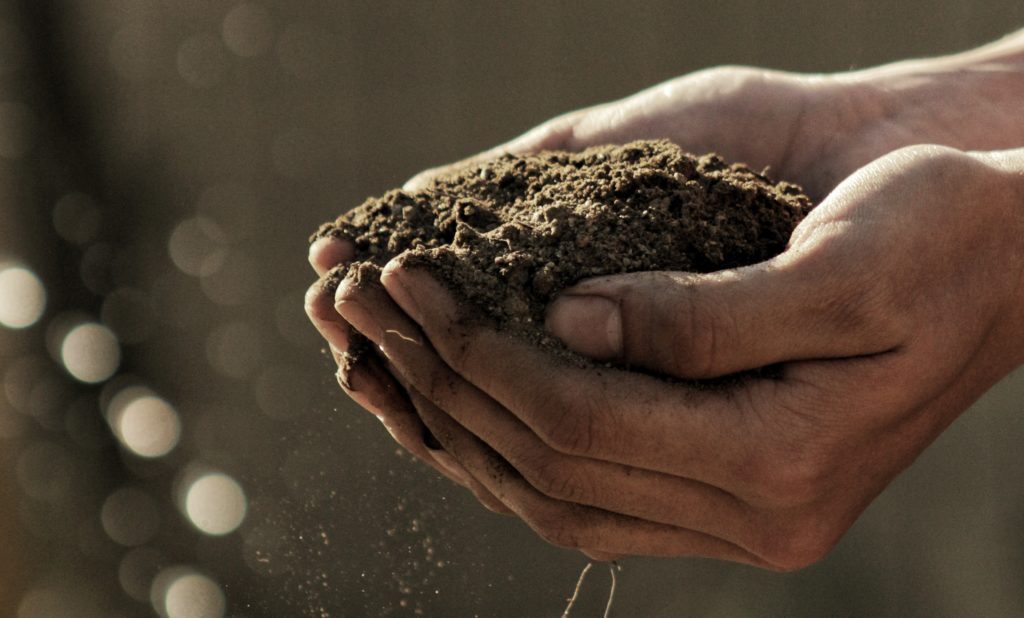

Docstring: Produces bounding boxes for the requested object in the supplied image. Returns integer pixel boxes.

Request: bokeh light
[184,472,247,536]
[59,322,120,383]
[0,264,46,329]
[101,487,161,546]
[108,389,181,458]
[152,569,225,618]
[168,216,228,277]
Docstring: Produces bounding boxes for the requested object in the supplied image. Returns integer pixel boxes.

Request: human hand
[305,36,1024,559]
[309,36,1024,403]
[304,249,514,515]
[335,145,1024,568]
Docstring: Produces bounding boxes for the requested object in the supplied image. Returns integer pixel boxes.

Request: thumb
[545,255,901,379]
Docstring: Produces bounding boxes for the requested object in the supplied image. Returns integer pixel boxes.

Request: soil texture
[313,139,813,367]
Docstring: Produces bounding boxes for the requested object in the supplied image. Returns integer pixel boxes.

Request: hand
[336,145,1024,569]
[303,246,514,515]
[305,36,1024,562]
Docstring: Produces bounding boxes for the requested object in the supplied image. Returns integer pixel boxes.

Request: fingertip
[309,235,355,277]
[545,294,622,360]
[402,171,434,192]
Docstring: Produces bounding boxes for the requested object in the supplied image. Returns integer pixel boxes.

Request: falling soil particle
[313,139,812,368]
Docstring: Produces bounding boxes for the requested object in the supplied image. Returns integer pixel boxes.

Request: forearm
[837,28,1024,151]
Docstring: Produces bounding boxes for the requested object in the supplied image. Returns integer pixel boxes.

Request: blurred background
[2,1,1024,616]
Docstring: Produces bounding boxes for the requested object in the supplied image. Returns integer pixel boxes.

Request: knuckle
[757,517,839,572]
[817,265,908,347]
[668,286,731,378]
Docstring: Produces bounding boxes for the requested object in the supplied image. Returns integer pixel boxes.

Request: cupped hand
[336,145,1024,569]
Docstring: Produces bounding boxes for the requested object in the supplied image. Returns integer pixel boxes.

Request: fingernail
[380,261,422,322]
[335,298,381,343]
[546,295,622,360]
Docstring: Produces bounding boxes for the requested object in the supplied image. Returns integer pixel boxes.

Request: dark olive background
[2,1,1024,616]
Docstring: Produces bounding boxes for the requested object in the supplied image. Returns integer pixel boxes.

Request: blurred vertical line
[1,0,133,612]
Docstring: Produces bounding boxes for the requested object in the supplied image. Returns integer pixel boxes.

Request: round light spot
[160,571,225,618]
[60,323,120,383]
[0,265,46,329]
[116,398,181,458]
[223,2,274,58]
[53,193,102,245]
[177,33,229,89]
[184,473,247,536]
[168,216,227,277]
[0,101,33,159]
[113,394,181,458]
[101,487,160,546]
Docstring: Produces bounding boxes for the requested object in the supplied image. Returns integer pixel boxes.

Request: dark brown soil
[313,140,812,367]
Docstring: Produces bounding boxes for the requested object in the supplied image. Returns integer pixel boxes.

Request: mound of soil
[313,139,812,367]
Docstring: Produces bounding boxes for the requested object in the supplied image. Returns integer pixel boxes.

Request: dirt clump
[313,139,812,366]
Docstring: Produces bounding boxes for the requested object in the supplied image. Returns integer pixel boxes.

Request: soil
[313,139,813,370]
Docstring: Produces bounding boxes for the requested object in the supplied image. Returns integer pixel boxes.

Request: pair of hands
[307,58,1024,569]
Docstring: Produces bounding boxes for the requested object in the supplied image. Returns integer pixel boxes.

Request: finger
[308,235,355,277]
[543,245,906,379]
[407,387,768,565]
[378,263,765,484]
[335,277,513,515]
[339,348,470,489]
[305,273,351,351]
[337,277,760,548]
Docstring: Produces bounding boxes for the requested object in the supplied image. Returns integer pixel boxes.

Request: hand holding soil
[307,33,1024,568]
